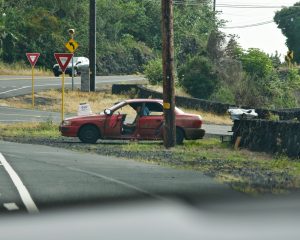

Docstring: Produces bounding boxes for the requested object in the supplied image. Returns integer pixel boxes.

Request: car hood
[64,113,105,121]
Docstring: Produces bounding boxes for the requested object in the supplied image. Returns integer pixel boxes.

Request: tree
[225,34,243,60]
[206,30,226,62]
[240,48,273,79]
[274,3,300,63]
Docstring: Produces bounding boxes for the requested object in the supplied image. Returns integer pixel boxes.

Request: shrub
[178,56,218,99]
[143,57,163,85]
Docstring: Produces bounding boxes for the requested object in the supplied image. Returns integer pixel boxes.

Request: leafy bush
[178,56,218,99]
[143,58,163,85]
[240,48,273,78]
[210,86,235,104]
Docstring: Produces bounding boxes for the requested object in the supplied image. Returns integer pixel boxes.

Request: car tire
[69,69,78,77]
[176,127,184,145]
[54,72,60,77]
[78,125,100,144]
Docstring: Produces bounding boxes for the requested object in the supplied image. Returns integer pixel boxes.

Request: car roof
[124,99,163,104]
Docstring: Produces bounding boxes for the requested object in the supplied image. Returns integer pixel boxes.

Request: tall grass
[0,61,52,76]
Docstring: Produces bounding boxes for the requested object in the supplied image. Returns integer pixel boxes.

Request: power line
[221,20,274,29]
[172,0,299,9]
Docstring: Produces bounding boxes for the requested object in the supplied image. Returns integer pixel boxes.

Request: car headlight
[62,120,72,126]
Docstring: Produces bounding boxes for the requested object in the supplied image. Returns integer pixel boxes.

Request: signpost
[26,53,40,109]
[65,29,79,91]
[54,53,73,121]
[162,0,176,148]
[285,50,294,68]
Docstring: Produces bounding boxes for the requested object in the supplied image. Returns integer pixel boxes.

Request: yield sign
[54,53,73,73]
[26,53,40,67]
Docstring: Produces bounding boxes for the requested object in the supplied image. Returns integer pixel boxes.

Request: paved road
[0,141,235,213]
[0,106,65,123]
[0,75,145,98]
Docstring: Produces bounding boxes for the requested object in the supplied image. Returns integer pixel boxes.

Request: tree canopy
[0,0,216,74]
[274,2,300,63]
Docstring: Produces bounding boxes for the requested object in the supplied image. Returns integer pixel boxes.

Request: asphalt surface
[0,75,145,98]
[0,106,66,123]
[0,140,235,213]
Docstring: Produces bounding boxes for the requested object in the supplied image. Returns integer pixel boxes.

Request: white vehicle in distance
[228,108,258,121]
[52,56,89,77]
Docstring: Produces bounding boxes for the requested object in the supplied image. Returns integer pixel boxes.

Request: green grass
[0,121,59,138]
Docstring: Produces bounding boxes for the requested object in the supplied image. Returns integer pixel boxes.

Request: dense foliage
[274,2,300,63]
[1,0,300,109]
[178,56,217,99]
[0,0,217,73]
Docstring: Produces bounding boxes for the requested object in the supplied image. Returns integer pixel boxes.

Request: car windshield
[1,2,299,238]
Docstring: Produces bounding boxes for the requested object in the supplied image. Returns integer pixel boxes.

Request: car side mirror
[104,109,112,115]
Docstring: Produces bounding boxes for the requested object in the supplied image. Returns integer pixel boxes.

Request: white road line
[0,78,144,95]
[0,77,58,81]
[0,153,39,213]
[0,113,42,117]
[0,120,40,122]
[68,167,164,200]
[3,203,19,211]
[0,84,61,95]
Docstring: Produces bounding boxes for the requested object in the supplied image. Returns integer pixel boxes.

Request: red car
[59,99,205,144]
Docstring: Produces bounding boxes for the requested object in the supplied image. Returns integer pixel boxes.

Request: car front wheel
[54,71,60,77]
[78,125,100,144]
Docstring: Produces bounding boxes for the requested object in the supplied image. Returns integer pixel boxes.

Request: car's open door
[104,113,123,138]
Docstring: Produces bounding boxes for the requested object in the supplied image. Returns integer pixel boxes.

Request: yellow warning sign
[163,102,171,110]
[65,39,79,53]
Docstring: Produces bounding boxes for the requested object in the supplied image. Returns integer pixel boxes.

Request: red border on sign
[54,53,74,73]
[26,53,40,67]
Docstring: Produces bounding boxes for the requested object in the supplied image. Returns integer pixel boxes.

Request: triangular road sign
[54,53,73,73]
[26,53,40,67]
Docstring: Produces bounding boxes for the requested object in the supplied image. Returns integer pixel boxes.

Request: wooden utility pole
[213,0,216,12]
[89,0,96,91]
[162,0,176,148]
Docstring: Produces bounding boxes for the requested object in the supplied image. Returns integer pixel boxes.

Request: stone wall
[232,119,300,157]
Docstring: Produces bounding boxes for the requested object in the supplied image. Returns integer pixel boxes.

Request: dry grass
[0,90,130,113]
[0,61,52,76]
[146,84,192,97]
[0,89,232,124]
[180,107,232,125]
